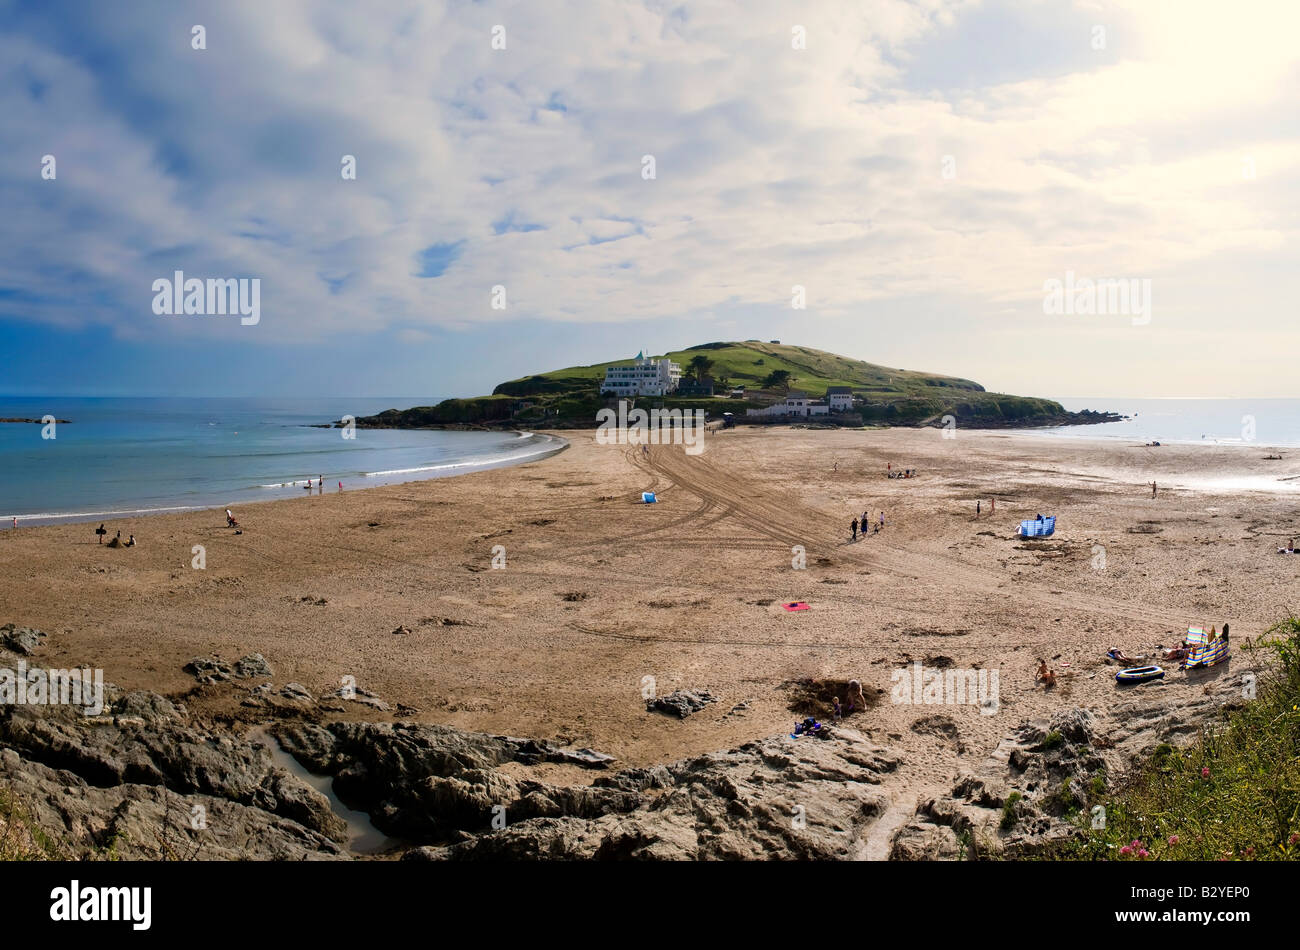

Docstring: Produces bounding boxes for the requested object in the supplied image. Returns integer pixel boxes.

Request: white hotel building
[600,352,683,397]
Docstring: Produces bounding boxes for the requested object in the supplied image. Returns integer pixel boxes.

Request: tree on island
[762,369,794,391]
[687,355,715,381]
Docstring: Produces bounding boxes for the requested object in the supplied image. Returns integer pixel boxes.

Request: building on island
[746,391,830,418]
[600,352,683,397]
[825,386,855,412]
[675,375,714,397]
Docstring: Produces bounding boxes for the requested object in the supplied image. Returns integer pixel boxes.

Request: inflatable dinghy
[1115,665,1164,684]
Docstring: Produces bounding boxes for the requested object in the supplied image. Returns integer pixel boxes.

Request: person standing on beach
[976,500,981,517]
[851,517,858,541]
[1151,481,1157,498]
[95,523,107,543]
[879,511,885,530]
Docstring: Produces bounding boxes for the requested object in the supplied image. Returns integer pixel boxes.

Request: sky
[1,0,1297,401]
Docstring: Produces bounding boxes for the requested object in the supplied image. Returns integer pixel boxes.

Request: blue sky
[2,0,1298,399]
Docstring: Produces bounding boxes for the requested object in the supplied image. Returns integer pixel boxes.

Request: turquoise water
[1049,398,1300,448]
[0,397,563,525]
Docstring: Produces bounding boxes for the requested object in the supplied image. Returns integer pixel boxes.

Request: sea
[0,397,565,526]
[1047,398,1300,447]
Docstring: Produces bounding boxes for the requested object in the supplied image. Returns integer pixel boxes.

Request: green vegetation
[1053,617,1300,861]
[0,786,66,860]
[1001,791,1024,831]
[357,340,1118,429]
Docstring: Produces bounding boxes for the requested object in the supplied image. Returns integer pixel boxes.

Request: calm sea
[1049,398,1300,447]
[0,397,564,526]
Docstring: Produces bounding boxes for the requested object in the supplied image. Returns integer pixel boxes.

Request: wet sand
[2,426,1297,799]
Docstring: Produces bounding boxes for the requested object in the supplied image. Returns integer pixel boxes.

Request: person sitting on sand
[1160,641,1190,661]
[832,698,842,723]
[126,534,136,547]
[1043,669,1057,688]
[1037,659,1050,680]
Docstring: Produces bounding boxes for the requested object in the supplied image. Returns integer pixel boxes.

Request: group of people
[830,680,868,723]
[95,524,135,548]
[1158,624,1229,663]
[886,468,916,479]
[1105,623,1230,665]
[850,510,885,540]
[1036,659,1057,688]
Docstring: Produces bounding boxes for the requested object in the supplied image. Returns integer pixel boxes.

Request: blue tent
[1018,515,1055,537]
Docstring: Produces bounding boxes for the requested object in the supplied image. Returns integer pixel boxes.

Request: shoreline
[0,432,569,528]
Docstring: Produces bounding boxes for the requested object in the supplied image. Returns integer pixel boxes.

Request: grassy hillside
[354,341,1118,429]
[493,341,984,401]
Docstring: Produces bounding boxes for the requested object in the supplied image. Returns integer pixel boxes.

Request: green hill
[352,341,1119,429]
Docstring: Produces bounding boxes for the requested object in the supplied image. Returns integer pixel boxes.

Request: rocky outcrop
[393,728,900,860]
[889,670,1251,859]
[183,653,272,685]
[0,676,346,860]
[273,721,623,841]
[646,689,718,719]
[0,624,46,656]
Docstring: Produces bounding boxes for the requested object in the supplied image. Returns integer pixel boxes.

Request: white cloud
[1,0,1297,395]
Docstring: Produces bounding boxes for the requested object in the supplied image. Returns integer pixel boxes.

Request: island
[327,341,1122,431]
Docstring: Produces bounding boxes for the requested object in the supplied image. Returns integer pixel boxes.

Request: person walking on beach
[976,500,981,517]
[879,511,885,530]
[851,517,859,541]
[1151,480,1157,498]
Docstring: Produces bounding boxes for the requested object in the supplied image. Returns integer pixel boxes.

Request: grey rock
[0,676,347,856]
[0,624,47,656]
[646,688,718,719]
[184,656,234,684]
[235,653,273,678]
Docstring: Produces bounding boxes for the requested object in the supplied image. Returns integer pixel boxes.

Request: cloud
[0,0,1297,396]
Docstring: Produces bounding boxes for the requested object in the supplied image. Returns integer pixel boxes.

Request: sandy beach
[2,427,1297,805]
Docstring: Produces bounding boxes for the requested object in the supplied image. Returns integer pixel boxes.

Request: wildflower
[1120,845,1132,856]
[1289,832,1300,846]
[1168,835,1179,845]
[1201,767,1210,778]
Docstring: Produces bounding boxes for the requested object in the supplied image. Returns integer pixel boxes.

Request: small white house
[746,391,830,418]
[600,352,683,397]
[826,387,855,412]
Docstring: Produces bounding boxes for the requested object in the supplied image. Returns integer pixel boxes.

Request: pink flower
[1138,849,1150,859]
[1201,767,1210,778]
[1119,845,1132,856]
[1168,835,1179,845]
[1289,833,1300,846]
